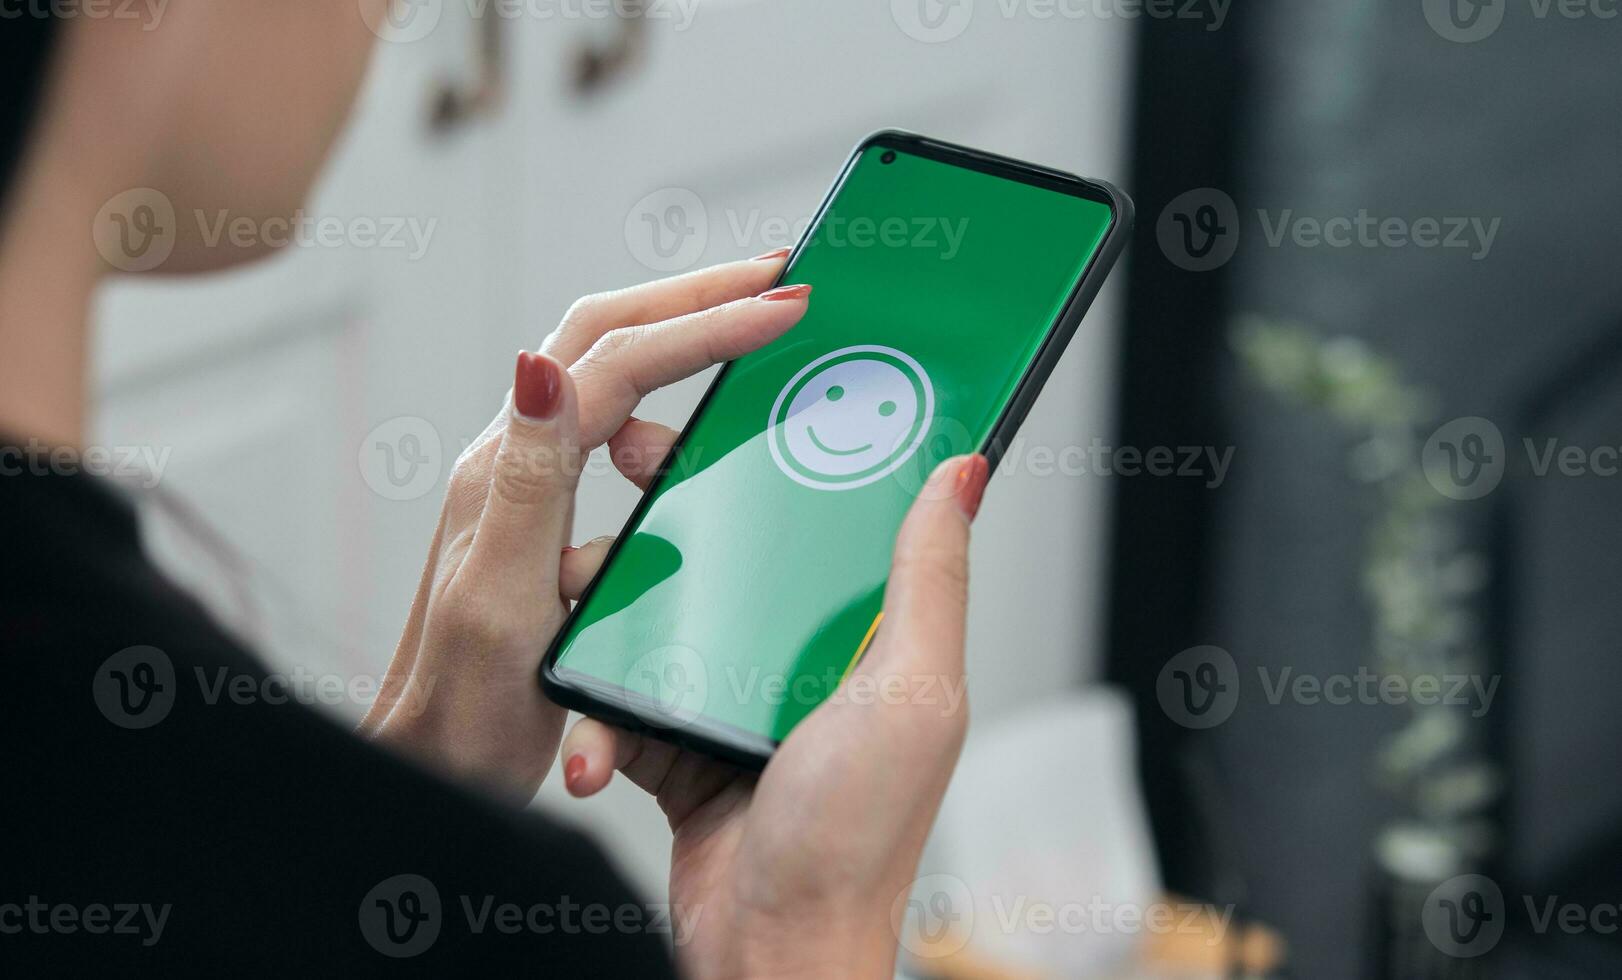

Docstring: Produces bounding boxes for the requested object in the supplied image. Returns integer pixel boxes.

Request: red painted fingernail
[514,350,562,420]
[751,246,791,261]
[564,754,587,791]
[759,283,812,302]
[955,455,990,521]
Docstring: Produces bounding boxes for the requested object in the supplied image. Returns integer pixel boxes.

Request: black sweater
[1,468,678,975]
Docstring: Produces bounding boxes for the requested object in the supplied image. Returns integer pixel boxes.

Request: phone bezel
[539,129,1135,771]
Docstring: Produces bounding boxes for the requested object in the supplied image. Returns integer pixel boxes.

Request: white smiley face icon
[768,345,934,491]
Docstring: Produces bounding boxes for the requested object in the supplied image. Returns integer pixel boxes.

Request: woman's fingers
[857,455,989,682]
[458,352,582,598]
[542,253,790,366]
[559,536,615,600]
[560,717,743,827]
[560,717,635,796]
[561,716,678,798]
[570,287,809,447]
[607,418,680,490]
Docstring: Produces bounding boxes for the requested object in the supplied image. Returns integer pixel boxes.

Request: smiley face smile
[768,345,934,491]
[805,426,872,456]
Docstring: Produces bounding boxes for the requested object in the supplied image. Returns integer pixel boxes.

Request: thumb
[859,454,989,678]
[462,351,581,594]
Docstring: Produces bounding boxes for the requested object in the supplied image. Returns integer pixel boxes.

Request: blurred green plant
[1229,316,1500,873]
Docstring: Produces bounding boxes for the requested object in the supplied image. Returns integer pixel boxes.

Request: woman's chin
[117,237,287,278]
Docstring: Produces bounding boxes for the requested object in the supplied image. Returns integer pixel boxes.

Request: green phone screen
[553,142,1115,745]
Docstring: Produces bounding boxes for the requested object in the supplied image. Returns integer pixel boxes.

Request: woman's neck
[0,160,102,450]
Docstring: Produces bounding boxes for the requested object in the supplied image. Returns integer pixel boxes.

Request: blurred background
[89,1,1620,977]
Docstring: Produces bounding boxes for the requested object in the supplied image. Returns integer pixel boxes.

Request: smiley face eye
[826,385,845,401]
[878,400,897,417]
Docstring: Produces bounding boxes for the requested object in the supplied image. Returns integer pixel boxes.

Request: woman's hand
[560,453,991,979]
[358,252,810,803]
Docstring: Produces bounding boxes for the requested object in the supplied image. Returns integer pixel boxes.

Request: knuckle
[586,323,647,362]
[445,467,489,516]
[448,441,492,487]
[577,325,652,397]
[490,448,571,506]
[560,292,608,333]
[433,588,514,650]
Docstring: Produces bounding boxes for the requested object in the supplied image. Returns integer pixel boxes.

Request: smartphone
[541,130,1132,769]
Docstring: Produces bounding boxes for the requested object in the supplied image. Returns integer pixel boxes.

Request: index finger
[542,252,791,366]
[569,285,810,447]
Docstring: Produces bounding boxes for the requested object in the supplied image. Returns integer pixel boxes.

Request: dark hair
[1,13,62,221]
